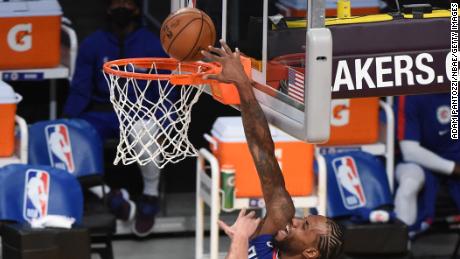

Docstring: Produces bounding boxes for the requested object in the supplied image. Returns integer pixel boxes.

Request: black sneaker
[132,195,159,237]
[107,189,136,221]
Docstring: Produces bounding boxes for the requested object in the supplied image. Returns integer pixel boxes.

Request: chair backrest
[0,164,83,224]
[28,119,104,178]
[324,151,393,218]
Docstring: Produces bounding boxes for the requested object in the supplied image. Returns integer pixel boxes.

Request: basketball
[160,8,216,62]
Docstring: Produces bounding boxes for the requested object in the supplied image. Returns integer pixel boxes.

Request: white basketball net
[104,61,205,169]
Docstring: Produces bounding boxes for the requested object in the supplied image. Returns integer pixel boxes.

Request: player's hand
[218,208,261,240]
[452,163,460,177]
[201,39,250,86]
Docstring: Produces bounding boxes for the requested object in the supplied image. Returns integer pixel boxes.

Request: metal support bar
[221,0,228,41]
[261,0,268,84]
[196,155,204,259]
[49,79,57,120]
[380,100,395,193]
[15,116,28,164]
[196,148,221,259]
[60,24,78,80]
[315,151,328,215]
[308,0,326,29]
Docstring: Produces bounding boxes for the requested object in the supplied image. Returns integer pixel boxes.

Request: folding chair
[323,151,409,259]
[0,164,89,259]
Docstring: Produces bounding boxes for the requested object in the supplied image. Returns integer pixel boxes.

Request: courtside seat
[28,119,115,259]
[28,119,104,182]
[324,151,409,257]
[0,164,83,225]
[0,164,90,259]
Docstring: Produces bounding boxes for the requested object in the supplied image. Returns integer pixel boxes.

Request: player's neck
[278,251,304,259]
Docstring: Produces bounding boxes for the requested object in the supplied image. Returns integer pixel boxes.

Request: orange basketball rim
[103,56,252,105]
[103,57,220,86]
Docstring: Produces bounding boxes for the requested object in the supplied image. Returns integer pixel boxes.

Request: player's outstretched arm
[202,40,295,236]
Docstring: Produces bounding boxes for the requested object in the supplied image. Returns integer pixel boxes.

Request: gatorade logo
[7,23,32,52]
[331,99,350,126]
[226,175,235,187]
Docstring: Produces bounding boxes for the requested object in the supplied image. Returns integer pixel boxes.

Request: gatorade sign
[331,99,350,127]
[7,23,32,52]
[0,14,60,69]
[323,98,380,146]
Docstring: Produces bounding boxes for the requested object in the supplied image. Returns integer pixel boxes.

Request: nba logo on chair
[332,156,367,210]
[23,169,50,222]
[45,124,75,173]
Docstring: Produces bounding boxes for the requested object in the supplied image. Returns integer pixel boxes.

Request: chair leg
[451,233,460,259]
[91,234,114,259]
[101,238,114,259]
[159,172,167,216]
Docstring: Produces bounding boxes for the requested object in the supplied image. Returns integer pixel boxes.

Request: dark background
[11,0,450,197]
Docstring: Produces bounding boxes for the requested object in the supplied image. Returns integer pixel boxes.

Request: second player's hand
[201,39,250,86]
[452,162,460,177]
[218,209,261,240]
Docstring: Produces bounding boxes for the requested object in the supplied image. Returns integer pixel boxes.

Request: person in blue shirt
[63,0,168,237]
[203,40,344,259]
[394,93,460,233]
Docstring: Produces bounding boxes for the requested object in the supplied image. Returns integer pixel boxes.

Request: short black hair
[107,0,142,8]
[318,219,344,259]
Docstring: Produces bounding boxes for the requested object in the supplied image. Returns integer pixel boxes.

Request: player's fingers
[218,221,235,237]
[202,74,218,81]
[246,211,256,218]
[234,47,241,58]
[239,208,247,218]
[220,39,233,55]
[218,220,230,231]
[208,45,227,57]
[201,50,222,62]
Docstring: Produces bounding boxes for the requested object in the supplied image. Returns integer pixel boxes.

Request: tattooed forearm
[235,79,295,216]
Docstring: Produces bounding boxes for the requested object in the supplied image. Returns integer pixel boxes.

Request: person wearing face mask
[63,0,169,237]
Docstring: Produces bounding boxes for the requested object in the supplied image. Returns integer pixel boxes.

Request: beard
[274,235,306,256]
[273,237,292,252]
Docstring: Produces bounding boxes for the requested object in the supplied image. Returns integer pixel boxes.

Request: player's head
[273,215,343,259]
[107,0,141,28]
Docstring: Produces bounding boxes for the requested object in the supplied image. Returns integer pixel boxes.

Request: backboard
[169,0,333,144]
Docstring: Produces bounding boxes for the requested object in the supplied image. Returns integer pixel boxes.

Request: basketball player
[202,40,344,259]
[394,93,460,233]
[63,0,169,236]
